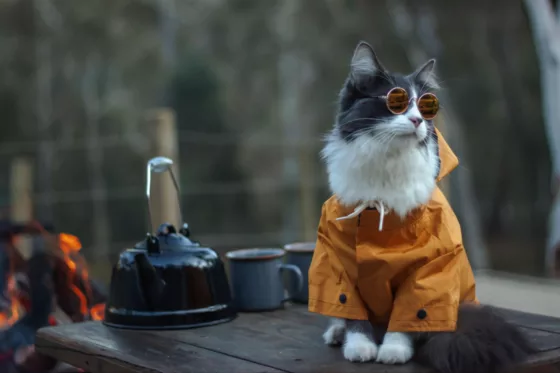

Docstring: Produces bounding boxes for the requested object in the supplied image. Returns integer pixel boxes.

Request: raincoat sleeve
[308,199,369,320]
[387,189,478,332]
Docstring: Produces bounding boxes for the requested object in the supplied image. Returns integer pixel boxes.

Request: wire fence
[0,131,324,155]
[1,130,330,272]
[31,178,326,204]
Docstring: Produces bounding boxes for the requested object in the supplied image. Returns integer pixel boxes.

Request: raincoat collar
[336,128,458,229]
[334,199,427,231]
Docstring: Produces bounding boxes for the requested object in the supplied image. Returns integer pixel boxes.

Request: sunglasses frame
[380,87,439,121]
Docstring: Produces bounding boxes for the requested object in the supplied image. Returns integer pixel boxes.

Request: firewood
[50,306,72,325]
[13,345,57,373]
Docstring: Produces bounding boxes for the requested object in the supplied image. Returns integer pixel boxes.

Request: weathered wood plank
[495,307,560,335]
[148,312,429,373]
[510,350,560,373]
[269,305,560,352]
[153,307,560,373]
[36,321,283,373]
[35,305,560,373]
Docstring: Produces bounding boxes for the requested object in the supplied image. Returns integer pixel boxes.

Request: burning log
[0,221,106,372]
[52,233,106,322]
[0,252,57,372]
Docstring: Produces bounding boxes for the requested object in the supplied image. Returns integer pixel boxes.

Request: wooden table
[35,304,560,373]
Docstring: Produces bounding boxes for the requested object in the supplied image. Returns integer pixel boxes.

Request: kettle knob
[157,223,177,235]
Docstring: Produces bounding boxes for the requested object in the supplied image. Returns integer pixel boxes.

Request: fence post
[147,108,181,231]
[10,157,34,259]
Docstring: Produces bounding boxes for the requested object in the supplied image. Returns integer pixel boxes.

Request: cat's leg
[322,317,346,346]
[376,332,414,364]
[342,319,378,362]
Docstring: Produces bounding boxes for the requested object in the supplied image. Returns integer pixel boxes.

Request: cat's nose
[409,116,422,128]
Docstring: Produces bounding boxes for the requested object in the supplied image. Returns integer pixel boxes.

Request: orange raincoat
[308,129,478,332]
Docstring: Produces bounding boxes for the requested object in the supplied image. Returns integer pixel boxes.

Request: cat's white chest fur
[322,133,439,217]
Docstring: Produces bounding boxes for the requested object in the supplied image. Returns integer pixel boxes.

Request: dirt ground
[475,270,560,317]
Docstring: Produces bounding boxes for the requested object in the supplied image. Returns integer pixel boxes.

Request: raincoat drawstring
[336,200,389,231]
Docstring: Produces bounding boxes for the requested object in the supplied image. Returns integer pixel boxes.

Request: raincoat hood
[308,129,478,332]
[434,128,459,182]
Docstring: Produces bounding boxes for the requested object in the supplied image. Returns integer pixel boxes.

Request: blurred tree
[169,53,259,242]
[524,0,560,277]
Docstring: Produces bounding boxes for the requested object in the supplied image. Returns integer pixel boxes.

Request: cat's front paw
[376,332,414,364]
[343,332,378,362]
[323,321,345,346]
[376,342,414,364]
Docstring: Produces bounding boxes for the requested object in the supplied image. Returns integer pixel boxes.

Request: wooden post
[10,157,34,259]
[147,108,181,232]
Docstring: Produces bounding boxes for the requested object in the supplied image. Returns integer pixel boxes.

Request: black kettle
[103,156,236,330]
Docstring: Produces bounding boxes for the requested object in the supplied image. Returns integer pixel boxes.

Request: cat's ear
[350,41,388,83]
[411,59,440,90]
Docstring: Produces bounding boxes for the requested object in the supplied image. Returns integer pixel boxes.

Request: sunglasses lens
[386,87,409,114]
[418,93,439,120]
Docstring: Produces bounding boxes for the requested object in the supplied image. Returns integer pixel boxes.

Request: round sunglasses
[379,87,439,120]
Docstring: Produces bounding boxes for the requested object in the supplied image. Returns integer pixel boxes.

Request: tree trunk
[523,0,560,277]
[158,0,177,106]
[275,0,303,243]
[82,56,111,258]
[33,0,55,223]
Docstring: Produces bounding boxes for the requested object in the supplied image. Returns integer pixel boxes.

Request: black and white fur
[320,41,534,373]
[323,41,441,218]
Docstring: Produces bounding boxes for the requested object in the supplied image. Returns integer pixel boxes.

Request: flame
[90,303,106,321]
[59,233,89,316]
[58,233,105,321]
[0,229,105,329]
[0,235,26,329]
[0,274,23,328]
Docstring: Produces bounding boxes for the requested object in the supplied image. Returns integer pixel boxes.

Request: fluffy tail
[416,304,535,373]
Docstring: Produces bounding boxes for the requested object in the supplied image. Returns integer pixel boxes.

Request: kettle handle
[146,156,183,233]
[135,252,166,310]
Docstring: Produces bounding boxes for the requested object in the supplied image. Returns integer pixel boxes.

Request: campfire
[0,221,106,372]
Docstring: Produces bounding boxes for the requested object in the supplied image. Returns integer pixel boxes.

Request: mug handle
[279,264,303,302]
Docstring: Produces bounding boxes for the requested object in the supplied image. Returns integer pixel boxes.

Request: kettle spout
[135,252,165,310]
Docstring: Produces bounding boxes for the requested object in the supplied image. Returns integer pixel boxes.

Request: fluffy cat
[317,41,534,373]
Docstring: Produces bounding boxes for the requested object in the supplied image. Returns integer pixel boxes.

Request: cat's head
[334,41,440,151]
[322,41,443,213]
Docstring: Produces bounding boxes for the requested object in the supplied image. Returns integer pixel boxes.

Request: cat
[315,41,534,373]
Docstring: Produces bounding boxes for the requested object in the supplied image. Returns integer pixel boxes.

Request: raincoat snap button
[339,294,347,304]
[416,309,427,320]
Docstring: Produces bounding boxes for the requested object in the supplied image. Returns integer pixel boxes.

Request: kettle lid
[134,222,201,254]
